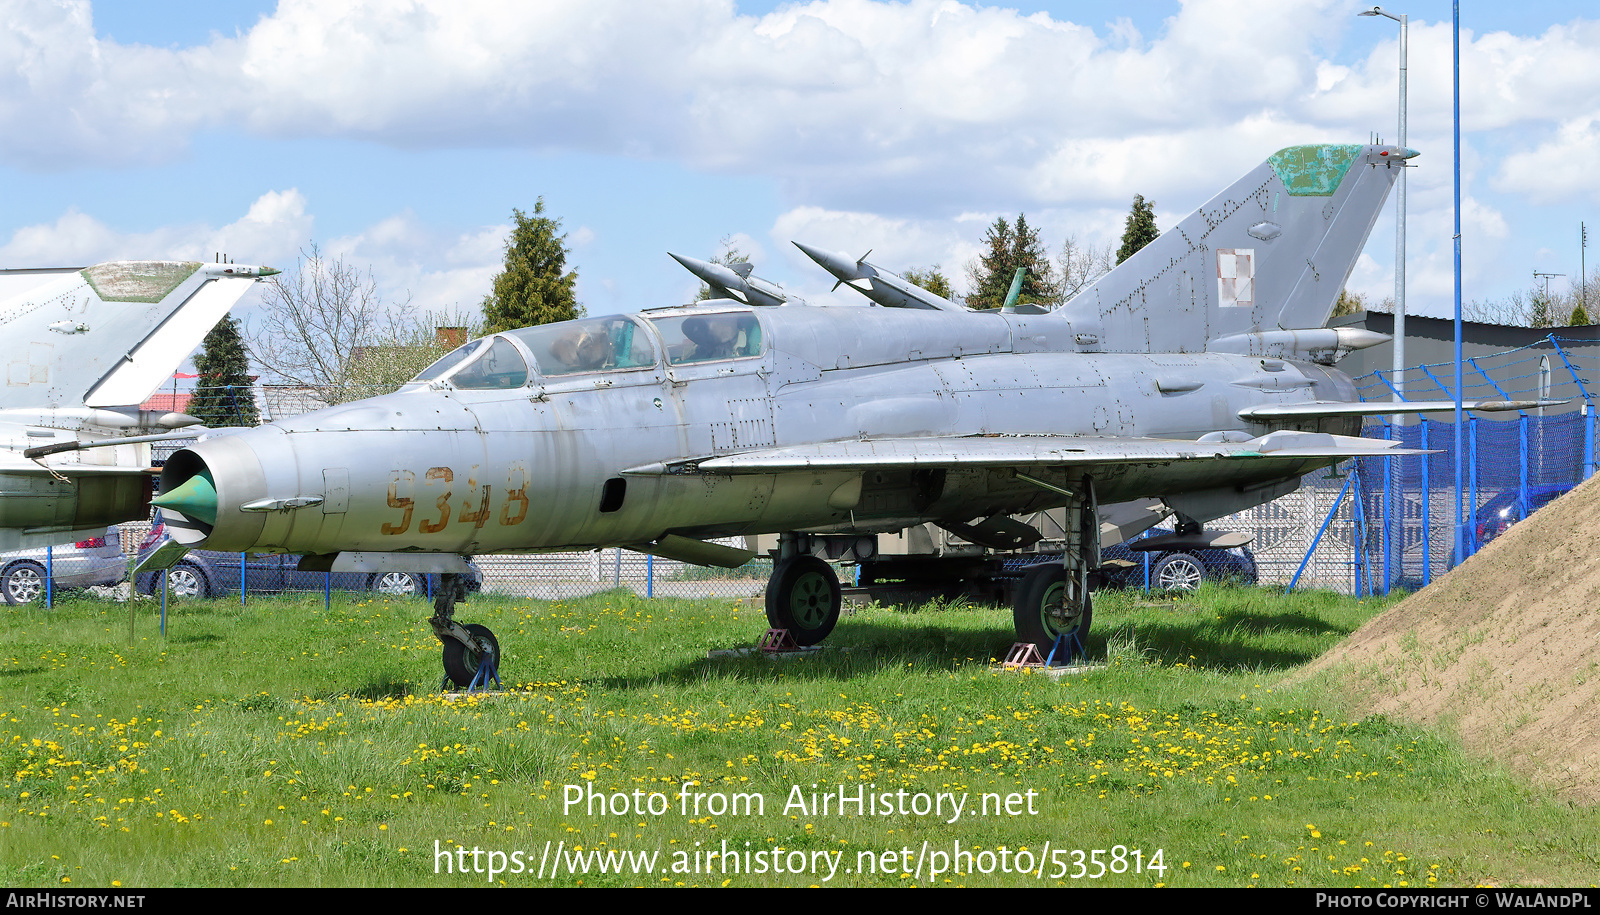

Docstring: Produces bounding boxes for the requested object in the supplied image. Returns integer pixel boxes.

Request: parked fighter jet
[0,260,277,550]
[148,143,1537,686]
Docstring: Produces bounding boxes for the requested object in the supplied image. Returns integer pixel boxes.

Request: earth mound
[1301,472,1600,802]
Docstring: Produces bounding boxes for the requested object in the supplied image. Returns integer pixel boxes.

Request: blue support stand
[1044,631,1084,667]
[440,650,501,694]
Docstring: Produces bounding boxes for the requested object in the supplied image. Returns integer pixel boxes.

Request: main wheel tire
[1152,553,1205,591]
[166,562,209,599]
[442,623,500,688]
[2,561,47,606]
[371,571,423,597]
[1011,564,1092,651]
[764,556,841,646]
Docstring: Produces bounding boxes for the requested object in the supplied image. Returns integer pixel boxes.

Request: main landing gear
[764,533,842,646]
[430,572,500,690]
[1011,475,1099,660]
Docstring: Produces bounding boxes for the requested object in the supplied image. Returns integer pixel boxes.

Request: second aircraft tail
[1059,143,1411,356]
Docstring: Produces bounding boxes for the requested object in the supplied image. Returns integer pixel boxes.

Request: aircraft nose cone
[152,469,218,526]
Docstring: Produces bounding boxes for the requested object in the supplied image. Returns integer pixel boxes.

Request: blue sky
[5,0,1600,355]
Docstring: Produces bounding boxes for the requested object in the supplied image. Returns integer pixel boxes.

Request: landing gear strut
[430,572,500,690]
[764,533,842,646]
[1012,476,1098,657]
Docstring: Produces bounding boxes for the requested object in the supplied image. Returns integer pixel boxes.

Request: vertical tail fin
[0,261,277,412]
[1060,143,1412,354]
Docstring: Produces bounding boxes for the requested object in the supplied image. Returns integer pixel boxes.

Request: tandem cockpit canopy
[406,308,767,389]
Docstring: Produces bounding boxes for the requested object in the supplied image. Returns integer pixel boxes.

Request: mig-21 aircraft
[0,260,277,551]
[148,143,1538,686]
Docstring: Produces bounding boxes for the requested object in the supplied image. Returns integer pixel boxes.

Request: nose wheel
[442,623,501,690]
[429,572,501,691]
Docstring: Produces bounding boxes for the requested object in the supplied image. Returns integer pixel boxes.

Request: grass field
[3,584,1598,887]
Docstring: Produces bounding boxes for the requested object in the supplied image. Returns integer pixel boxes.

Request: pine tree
[965,214,1061,310]
[1007,214,1061,306]
[482,199,582,333]
[1116,194,1160,264]
[188,316,258,428]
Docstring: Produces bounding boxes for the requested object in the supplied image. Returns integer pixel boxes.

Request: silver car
[1,529,128,605]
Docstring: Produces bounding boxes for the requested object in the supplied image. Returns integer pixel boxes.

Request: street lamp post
[1360,6,1408,403]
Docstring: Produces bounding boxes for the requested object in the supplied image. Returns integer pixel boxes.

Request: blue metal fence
[1342,332,1600,594]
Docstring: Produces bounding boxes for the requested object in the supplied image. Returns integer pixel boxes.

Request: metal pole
[1359,7,1408,404]
[1452,0,1466,566]
[1396,12,1408,402]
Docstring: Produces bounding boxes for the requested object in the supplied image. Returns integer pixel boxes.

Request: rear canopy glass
[647,312,763,365]
[506,316,657,376]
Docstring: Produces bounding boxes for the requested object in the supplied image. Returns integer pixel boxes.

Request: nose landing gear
[429,572,500,691]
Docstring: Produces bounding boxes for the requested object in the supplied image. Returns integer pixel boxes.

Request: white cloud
[319,209,507,315]
[1494,117,1600,204]
[0,188,309,266]
[2,0,1598,318]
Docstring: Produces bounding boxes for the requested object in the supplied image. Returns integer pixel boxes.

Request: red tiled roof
[140,392,193,413]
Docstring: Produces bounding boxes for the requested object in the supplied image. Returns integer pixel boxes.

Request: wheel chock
[1002,642,1046,667]
[759,628,802,652]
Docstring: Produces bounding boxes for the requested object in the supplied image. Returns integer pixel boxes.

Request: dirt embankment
[1302,473,1600,802]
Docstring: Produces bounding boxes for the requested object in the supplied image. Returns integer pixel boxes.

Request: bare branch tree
[1056,234,1114,304]
[345,307,485,397]
[250,243,416,405]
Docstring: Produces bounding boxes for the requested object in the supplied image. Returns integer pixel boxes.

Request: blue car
[1474,483,1573,546]
[1000,527,1258,592]
[133,513,482,599]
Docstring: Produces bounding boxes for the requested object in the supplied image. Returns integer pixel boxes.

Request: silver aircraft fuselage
[162,302,1358,559]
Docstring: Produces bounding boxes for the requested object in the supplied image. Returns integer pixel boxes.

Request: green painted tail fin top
[1268,144,1365,196]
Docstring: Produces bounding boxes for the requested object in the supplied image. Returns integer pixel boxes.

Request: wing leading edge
[623,430,1426,476]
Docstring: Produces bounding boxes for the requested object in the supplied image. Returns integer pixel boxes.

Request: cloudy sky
[4,0,1599,341]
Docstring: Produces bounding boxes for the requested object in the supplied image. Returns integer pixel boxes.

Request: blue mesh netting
[1350,411,1594,592]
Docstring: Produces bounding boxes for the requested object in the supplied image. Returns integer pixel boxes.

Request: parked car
[995,527,1256,593]
[1474,483,1574,546]
[133,514,483,599]
[1,529,129,605]
[1097,529,1258,591]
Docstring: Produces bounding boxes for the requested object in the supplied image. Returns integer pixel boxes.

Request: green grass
[3,585,1597,887]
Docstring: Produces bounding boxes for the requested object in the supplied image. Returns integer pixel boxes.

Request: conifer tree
[965,214,1061,310]
[482,199,581,333]
[1116,194,1160,264]
[189,316,259,427]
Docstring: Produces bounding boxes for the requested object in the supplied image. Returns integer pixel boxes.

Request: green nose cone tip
[152,471,218,526]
